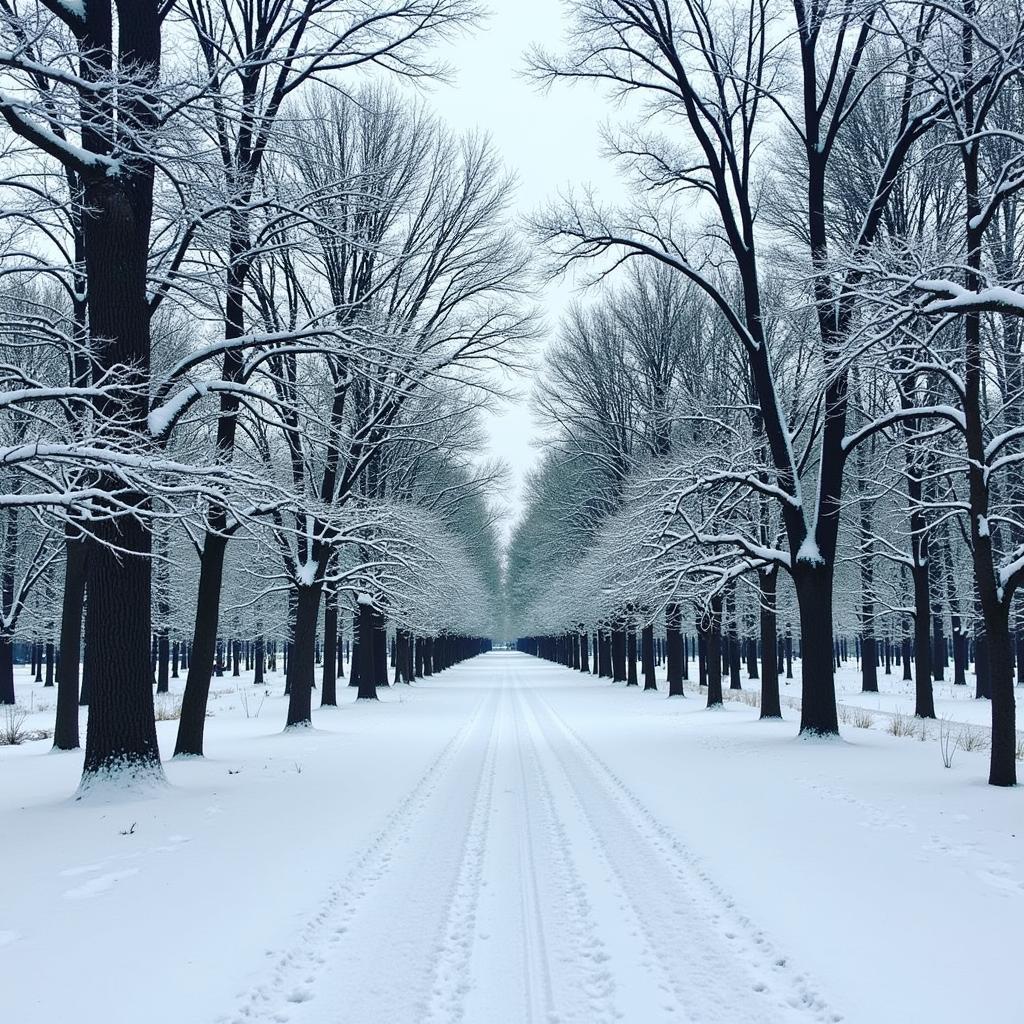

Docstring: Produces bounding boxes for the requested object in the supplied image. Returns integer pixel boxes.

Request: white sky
[426,1,620,535]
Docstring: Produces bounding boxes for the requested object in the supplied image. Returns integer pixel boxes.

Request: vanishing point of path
[226,652,838,1024]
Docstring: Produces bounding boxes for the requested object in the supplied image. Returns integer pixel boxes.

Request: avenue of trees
[0,0,513,791]
[508,0,1024,787]
[3,0,1023,794]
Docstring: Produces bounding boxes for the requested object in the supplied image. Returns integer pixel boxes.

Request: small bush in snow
[939,718,959,769]
[0,705,29,745]
[726,690,759,708]
[153,696,183,721]
[850,707,875,729]
[839,705,875,729]
[956,726,988,753]
[887,711,918,739]
[237,686,267,719]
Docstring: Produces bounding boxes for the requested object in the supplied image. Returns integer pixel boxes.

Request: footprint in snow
[64,868,139,900]
[59,862,106,878]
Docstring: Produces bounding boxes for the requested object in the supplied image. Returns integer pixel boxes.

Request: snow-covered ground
[2,652,1021,1023]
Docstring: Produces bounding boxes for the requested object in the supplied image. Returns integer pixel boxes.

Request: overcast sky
[426,1,619,536]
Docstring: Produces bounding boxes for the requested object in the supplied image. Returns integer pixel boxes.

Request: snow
[2,653,1022,1023]
[295,559,317,586]
[796,533,824,565]
[147,382,208,437]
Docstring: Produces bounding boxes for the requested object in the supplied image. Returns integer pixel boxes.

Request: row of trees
[0,1,515,790]
[508,0,1024,786]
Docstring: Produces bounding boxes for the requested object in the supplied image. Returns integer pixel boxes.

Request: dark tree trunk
[641,623,657,691]
[579,632,590,673]
[932,613,946,682]
[254,635,265,687]
[357,601,378,699]
[861,635,878,693]
[54,533,88,749]
[156,633,169,694]
[350,612,361,686]
[704,597,723,708]
[174,534,227,756]
[728,633,742,690]
[321,595,338,706]
[794,566,839,735]
[951,614,966,685]
[0,636,13,705]
[984,613,1016,786]
[81,521,160,780]
[666,603,683,696]
[759,568,781,719]
[285,584,322,725]
[911,561,936,718]
[611,628,626,682]
[76,2,164,785]
[373,609,388,686]
[698,625,707,690]
[626,630,638,686]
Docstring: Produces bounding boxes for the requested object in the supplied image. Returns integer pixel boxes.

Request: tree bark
[666,603,683,696]
[321,595,338,706]
[794,566,840,735]
[357,601,378,699]
[759,568,781,719]
[641,623,657,691]
[285,584,322,725]
[53,532,88,749]
[174,534,227,756]
[704,597,723,708]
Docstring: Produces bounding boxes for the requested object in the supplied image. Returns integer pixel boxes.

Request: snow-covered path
[231,654,832,1024]
[4,651,1022,1024]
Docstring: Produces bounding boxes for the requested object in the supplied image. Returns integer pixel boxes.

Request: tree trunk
[0,635,13,705]
[759,568,781,719]
[793,566,839,735]
[54,533,88,749]
[156,633,169,694]
[285,584,322,725]
[704,597,723,708]
[728,632,742,690]
[611,627,626,682]
[641,623,657,691]
[81,520,161,781]
[626,630,638,686]
[321,596,338,706]
[666,603,683,696]
[254,635,265,687]
[174,534,227,756]
[357,601,378,699]
[911,560,936,718]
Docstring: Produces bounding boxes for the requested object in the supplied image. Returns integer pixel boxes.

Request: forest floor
[1,651,1021,1024]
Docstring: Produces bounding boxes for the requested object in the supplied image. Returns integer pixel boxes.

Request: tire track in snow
[525,684,841,1024]
[221,688,498,1024]
[424,664,618,1024]
[509,682,619,1024]
[420,680,504,1024]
